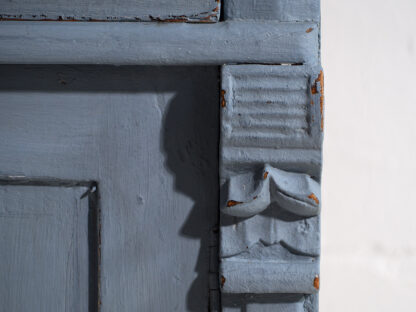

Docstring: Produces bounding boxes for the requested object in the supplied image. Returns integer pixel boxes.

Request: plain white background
[321,0,416,310]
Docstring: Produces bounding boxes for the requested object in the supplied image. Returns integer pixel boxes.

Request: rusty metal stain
[308,193,319,205]
[311,70,325,131]
[227,200,243,207]
[220,275,226,288]
[220,90,226,108]
[313,275,320,290]
[318,71,325,131]
[306,27,314,33]
[263,171,269,179]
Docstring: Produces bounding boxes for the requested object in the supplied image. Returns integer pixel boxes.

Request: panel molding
[0,181,100,312]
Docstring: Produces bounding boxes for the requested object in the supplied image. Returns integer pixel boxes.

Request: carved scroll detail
[222,165,320,218]
[219,65,323,301]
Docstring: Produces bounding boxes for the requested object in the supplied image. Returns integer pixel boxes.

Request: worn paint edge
[0,1,221,23]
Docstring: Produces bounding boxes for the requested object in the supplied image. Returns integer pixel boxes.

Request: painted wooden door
[0,1,323,311]
[0,66,220,311]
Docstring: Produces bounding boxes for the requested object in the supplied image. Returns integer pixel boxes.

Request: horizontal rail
[0,21,319,65]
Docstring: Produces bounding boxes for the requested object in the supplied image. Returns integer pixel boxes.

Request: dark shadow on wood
[88,182,100,312]
[0,65,220,311]
[161,67,220,311]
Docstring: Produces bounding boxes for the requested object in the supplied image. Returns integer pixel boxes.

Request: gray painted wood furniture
[0,1,323,311]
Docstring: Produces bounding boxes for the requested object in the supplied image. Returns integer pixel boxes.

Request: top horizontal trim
[0,21,319,65]
[0,0,220,23]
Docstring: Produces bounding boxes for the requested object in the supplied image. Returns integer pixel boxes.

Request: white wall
[321,0,416,310]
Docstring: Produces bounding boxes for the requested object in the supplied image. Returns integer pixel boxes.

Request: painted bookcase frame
[0,0,323,311]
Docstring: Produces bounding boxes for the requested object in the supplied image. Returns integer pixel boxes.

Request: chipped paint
[0,4,220,23]
[220,90,226,107]
[311,70,325,131]
[313,275,320,290]
[306,27,314,33]
[318,71,325,131]
[308,193,319,205]
[227,200,243,207]
[263,171,269,179]
[220,275,226,288]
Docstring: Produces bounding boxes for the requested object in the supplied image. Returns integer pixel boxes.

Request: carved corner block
[219,65,323,309]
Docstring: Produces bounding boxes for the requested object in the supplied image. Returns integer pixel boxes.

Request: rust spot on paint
[306,28,314,33]
[308,193,320,205]
[311,70,325,131]
[310,100,314,106]
[227,200,243,207]
[200,13,218,23]
[263,171,269,179]
[314,276,320,290]
[318,71,325,131]
[221,275,226,288]
[220,90,226,108]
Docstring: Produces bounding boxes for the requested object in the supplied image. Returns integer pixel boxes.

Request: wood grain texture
[0,21,319,65]
[0,65,220,311]
[0,185,90,312]
[0,0,220,22]
[224,0,320,22]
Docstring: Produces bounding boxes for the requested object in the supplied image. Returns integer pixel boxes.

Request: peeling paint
[220,90,226,107]
[318,71,324,131]
[308,193,319,205]
[313,275,320,290]
[0,6,220,23]
[220,275,226,288]
[311,70,324,131]
[227,200,243,207]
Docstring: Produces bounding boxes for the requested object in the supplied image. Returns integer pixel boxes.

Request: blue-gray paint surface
[0,21,319,66]
[224,0,320,22]
[0,65,220,311]
[0,185,90,312]
[0,0,220,22]
[219,65,322,311]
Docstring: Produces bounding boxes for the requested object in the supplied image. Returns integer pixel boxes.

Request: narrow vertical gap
[88,182,100,312]
[214,65,222,311]
[219,0,225,22]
